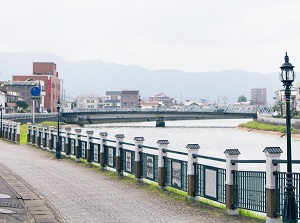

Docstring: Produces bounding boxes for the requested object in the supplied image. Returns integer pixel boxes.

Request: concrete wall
[257,113,300,128]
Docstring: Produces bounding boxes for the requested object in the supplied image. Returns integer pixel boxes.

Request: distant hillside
[0,51,284,103]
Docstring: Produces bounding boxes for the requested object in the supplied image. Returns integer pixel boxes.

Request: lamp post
[55,100,62,159]
[0,104,3,138]
[280,52,298,222]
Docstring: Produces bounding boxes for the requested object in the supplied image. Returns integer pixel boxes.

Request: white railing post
[133,137,144,180]
[263,147,282,223]
[224,149,240,215]
[157,140,169,188]
[99,132,108,168]
[115,134,124,174]
[75,129,82,162]
[86,130,94,163]
[186,144,200,198]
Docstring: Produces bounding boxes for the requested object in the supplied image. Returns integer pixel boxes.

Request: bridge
[1,105,273,126]
[61,105,273,126]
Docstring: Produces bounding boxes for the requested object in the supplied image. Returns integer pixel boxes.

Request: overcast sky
[0,0,299,73]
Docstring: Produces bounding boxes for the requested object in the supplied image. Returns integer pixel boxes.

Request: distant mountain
[0,51,283,104]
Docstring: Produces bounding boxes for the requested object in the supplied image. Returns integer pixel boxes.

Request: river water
[84,119,300,171]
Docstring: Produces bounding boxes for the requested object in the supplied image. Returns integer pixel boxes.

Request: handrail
[231,160,266,164]
[273,159,300,164]
[162,149,188,156]
[193,154,226,163]
[104,139,116,143]
[139,145,158,150]
[120,142,135,146]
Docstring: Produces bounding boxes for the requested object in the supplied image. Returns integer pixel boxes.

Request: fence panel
[140,152,158,182]
[28,129,32,142]
[69,138,75,155]
[233,170,266,213]
[78,140,87,159]
[120,148,135,175]
[275,172,300,219]
[45,133,49,147]
[164,157,188,191]
[194,164,226,203]
[90,143,100,163]
[61,136,66,152]
[104,145,116,168]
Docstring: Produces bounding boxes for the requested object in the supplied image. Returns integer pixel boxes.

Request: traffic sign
[30,87,41,97]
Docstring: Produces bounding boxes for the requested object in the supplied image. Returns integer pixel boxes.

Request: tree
[17,101,29,113]
[237,95,247,103]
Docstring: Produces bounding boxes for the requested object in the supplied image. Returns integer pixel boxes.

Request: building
[149,93,175,107]
[12,62,61,112]
[76,95,104,109]
[103,90,140,109]
[250,88,267,106]
[121,90,140,109]
[3,80,45,113]
[274,88,297,116]
[104,91,121,109]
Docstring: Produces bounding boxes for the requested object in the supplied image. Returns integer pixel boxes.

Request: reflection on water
[84,119,300,172]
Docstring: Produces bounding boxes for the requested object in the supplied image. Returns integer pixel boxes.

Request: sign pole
[32,99,35,124]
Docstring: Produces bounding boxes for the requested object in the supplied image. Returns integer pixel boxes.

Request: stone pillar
[99,132,108,168]
[186,144,200,197]
[27,123,32,144]
[86,130,94,163]
[134,137,144,180]
[115,134,124,174]
[75,129,82,162]
[224,149,241,215]
[48,126,55,152]
[263,147,283,223]
[16,123,21,144]
[157,140,169,188]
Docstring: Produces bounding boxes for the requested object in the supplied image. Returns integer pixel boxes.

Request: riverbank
[238,121,300,139]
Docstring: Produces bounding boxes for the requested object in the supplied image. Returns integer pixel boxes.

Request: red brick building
[13,62,61,112]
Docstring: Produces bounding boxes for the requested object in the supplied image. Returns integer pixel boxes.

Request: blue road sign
[31,86,41,97]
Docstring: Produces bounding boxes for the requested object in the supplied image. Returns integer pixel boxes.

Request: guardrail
[25,124,299,222]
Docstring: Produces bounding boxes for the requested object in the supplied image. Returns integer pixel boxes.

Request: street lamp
[280,52,298,222]
[0,104,3,138]
[55,99,62,159]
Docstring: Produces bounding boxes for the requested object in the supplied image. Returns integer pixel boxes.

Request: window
[123,102,128,106]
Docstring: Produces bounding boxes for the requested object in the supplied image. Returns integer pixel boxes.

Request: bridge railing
[26,124,298,222]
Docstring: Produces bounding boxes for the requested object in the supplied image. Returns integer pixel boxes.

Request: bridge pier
[156,117,165,127]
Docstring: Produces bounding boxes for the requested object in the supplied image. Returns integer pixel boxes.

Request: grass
[239,120,300,134]
[20,121,67,144]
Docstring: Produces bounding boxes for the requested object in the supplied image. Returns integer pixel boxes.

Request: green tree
[237,95,247,103]
[17,101,29,113]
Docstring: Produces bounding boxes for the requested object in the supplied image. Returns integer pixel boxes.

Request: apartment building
[250,88,267,106]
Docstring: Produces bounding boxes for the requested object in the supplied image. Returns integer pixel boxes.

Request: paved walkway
[0,140,265,223]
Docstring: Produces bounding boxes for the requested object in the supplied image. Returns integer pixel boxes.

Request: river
[83,119,300,171]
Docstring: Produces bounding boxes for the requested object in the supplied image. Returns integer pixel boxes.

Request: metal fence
[120,148,135,175]
[194,164,226,203]
[233,170,266,213]
[164,157,188,192]
[140,152,158,182]
[275,172,300,219]
[104,145,116,168]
